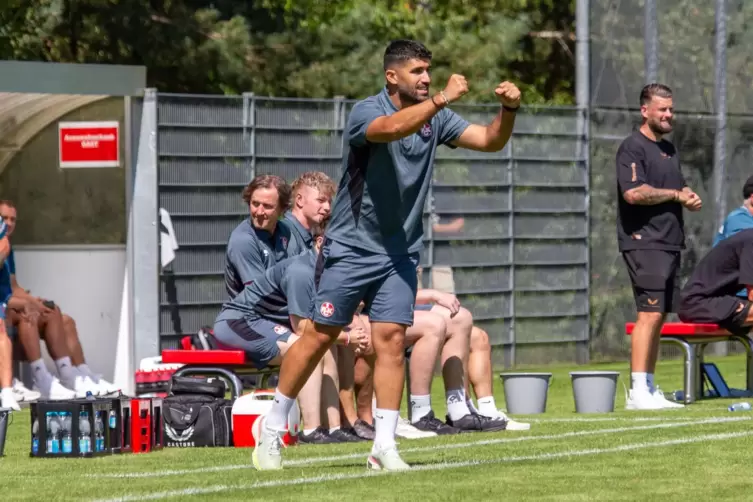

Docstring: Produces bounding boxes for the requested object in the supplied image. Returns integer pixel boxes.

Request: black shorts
[679,296,752,336]
[622,249,680,313]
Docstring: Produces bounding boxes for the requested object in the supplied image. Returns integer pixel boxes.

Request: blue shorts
[213,312,292,369]
[311,239,419,327]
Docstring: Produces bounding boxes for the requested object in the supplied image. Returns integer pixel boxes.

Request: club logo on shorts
[420,123,432,138]
[320,302,335,318]
[274,325,289,335]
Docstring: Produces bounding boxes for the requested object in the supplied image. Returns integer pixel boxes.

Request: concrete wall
[14,245,126,381]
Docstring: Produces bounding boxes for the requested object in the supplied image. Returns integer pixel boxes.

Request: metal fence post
[507,129,516,368]
[243,92,256,178]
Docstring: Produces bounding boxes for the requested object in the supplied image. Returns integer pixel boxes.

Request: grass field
[3,355,753,501]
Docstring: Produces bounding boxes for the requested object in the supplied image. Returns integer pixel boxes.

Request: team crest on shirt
[420,123,432,138]
[281,237,288,248]
[273,325,289,335]
[320,302,335,318]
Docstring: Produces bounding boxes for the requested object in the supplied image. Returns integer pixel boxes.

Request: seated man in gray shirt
[284,171,336,253]
[214,219,368,444]
[224,174,296,298]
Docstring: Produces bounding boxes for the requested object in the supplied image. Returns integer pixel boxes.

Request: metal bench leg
[731,335,753,393]
[662,338,697,404]
[173,366,245,399]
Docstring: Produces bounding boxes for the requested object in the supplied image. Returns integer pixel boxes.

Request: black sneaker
[446,413,507,433]
[330,427,366,442]
[298,426,338,444]
[353,419,376,440]
[411,410,459,435]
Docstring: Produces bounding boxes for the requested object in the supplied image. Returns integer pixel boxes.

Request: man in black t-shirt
[679,229,753,335]
[615,83,702,411]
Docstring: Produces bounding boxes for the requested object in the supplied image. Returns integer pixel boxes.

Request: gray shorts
[311,239,419,327]
[213,313,292,369]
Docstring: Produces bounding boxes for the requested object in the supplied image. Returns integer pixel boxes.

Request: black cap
[744,175,753,199]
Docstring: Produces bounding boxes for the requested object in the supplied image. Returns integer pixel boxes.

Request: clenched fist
[495,82,521,109]
[442,74,469,103]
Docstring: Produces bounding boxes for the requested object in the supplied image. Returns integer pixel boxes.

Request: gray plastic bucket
[570,371,620,413]
[0,408,9,457]
[500,372,552,414]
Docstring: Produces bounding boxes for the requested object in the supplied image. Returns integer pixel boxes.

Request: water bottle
[47,413,61,454]
[31,419,39,455]
[108,410,117,429]
[728,402,752,412]
[60,413,73,453]
[95,414,105,452]
[79,412,91,453]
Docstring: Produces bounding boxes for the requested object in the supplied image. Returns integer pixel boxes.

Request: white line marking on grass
[89,416,750,480]
[93,430,753,502]
[529,415,738,423]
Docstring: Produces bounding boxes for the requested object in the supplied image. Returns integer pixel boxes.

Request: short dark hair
[640,83,673,106]
[383,40,432,70]
[743,175,753,199]
[241,174,291,210]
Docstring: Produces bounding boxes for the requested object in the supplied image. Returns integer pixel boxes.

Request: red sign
[59,121,120,168]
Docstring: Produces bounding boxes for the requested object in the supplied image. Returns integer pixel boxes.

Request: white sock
[646,373,656,393]
[446,388,471,421]
[410,394,432,423]
[266,389,295,432]
[55,357,77,382]
[631,372,650,393]
[477,396,498,416]
[303,428,317,435]
[30,359,52,383]
[329,427,340,433]
[372,408,399,451]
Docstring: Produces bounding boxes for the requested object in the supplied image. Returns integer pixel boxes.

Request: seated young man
[678,228,753,335]
[0,219,20,411]
[337,306,451,439]
[224,175,296,298]
[213,221,368,444]
[0,200,116,397]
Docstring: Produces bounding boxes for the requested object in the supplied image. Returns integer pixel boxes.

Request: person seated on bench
[0,200,116,397]
[713,175,753,247]
[338,304,451,439]
[224,175,296,298]
[214,219,368,444]
[0,218,20,411]
[679,228,753,336]
[284,171,336,254]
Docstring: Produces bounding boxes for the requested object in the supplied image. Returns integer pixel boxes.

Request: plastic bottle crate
[130,397,165,453]
[30,399,115,458]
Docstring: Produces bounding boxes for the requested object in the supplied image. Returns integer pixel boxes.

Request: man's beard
[649,119,672,136]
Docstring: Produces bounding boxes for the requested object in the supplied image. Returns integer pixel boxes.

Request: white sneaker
[484,409,531,431]
[36,377,77,400]
[12,378,41,402]
[91,377,119,395]
[251,416,284,471]
[367,445,411,471]
[396,417,437,439]
[61,375,102,398]
[652,386,685,409]
[1,388,21,411]
[625,388,665,410]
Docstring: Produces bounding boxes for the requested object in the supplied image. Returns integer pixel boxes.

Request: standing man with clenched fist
[253,39,521,472]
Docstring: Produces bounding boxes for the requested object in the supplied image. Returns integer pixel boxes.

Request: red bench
[625,322,753,404]
[161,348,279,399]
